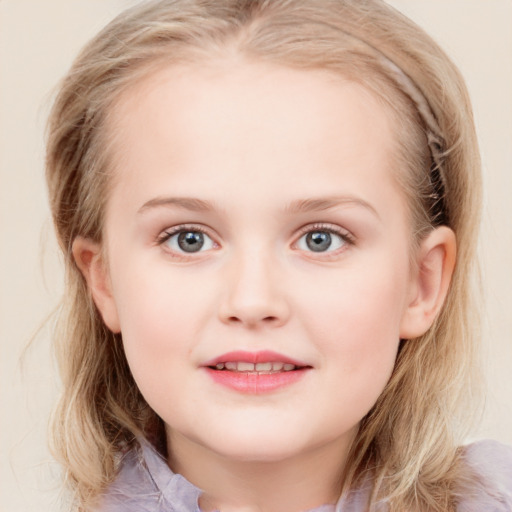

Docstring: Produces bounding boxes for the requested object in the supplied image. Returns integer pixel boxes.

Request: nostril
[218,284,291,327]
[225,315,279,326]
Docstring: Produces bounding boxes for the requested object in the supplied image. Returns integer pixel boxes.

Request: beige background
[1,1,511,510]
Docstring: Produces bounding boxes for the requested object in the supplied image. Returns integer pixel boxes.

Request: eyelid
[295,222,354,240]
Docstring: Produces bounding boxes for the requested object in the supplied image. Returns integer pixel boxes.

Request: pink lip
[202,350,311,394]
[202,350,308,367]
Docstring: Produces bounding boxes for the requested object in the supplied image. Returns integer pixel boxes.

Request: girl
[45,0,512,510]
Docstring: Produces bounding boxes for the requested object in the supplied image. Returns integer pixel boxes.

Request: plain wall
[1,1,511,510]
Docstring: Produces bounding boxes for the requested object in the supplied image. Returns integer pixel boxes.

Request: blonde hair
[46,1,483,510]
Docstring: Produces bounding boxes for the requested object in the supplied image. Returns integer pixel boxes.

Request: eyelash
[156,222,355,257]
[156,224,215,251]
[294,223,355,254]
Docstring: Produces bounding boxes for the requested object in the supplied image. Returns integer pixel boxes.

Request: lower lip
[204,368,309,394]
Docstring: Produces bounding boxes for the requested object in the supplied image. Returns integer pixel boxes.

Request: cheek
[109,265,213,393]
[304,259,409,340]
[299,257,408,390]
[112,257,212,336]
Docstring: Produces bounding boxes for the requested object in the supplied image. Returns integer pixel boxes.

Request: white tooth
[237,362,255,372]
[255,362,272,372]
[283,363,296,371]
[272,362,284,371]
[215,363,225,370]
[225,362,238,370]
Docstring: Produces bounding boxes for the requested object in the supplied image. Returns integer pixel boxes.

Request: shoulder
[95,439,201,512]
[457,439,512,512]
[94,446,162,512]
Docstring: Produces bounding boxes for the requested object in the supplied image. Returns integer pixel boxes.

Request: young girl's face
[79,59,447,470]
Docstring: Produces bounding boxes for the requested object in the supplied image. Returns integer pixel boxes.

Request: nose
[218,249,290,329]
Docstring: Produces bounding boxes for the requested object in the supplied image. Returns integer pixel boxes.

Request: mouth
[202,351,311,393]
[210,361,301,373]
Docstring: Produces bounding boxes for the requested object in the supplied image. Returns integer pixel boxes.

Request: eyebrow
[284,196,380,219]
[138,196,216,213]
[138,195,379,219]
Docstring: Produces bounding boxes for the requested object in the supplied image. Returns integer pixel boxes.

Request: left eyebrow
[284,196,380,219]
[138,196,216,214]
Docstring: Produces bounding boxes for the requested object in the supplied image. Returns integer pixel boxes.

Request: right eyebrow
[137,196,216,214]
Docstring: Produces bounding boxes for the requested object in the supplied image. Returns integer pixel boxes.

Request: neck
[167,431,354,512]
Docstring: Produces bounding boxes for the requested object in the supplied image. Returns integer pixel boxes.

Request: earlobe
[399,226,456,339]
[72,237,121,333]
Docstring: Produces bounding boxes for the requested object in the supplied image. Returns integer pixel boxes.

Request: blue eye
[162,229,215,253]
[296,229,347,253]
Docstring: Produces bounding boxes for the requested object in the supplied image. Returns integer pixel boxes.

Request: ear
[399,226,456,339]
[72,237,121,333]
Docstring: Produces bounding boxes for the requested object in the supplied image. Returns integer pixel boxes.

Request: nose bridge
[219,241,289,327]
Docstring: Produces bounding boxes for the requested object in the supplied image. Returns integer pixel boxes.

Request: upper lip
[202,350,310,368]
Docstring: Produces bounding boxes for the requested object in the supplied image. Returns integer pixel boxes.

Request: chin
[198,425,310,463]
[214,440,303,463]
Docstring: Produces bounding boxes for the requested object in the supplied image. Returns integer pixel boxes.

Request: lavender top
[98,438,512,511]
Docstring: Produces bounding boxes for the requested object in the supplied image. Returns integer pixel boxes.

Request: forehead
[104,59,405,219]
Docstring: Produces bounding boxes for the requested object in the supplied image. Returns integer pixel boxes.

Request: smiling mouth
[210,361,301,373]
[203,351,311,392]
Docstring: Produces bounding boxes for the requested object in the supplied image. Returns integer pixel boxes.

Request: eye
[295,226,352,253]
[159,228,216,254]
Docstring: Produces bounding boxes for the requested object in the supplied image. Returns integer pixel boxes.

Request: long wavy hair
[46,1,483,510]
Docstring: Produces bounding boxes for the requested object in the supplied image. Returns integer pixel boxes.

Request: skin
[74,59,456,512]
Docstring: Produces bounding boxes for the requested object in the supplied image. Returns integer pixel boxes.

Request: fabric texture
[97,438,512,512]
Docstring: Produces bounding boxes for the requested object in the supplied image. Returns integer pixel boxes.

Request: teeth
[237,362,255,372]
[255,362,272,371]
[213,361,297,372]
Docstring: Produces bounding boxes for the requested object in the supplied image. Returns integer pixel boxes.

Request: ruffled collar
[135,437,372,512]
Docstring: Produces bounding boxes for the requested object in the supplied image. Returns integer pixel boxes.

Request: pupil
[306,231,331,252]
[178,232,204,252]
